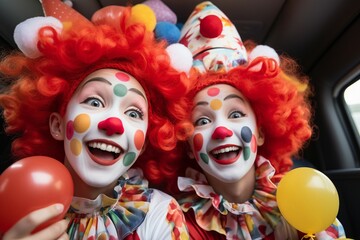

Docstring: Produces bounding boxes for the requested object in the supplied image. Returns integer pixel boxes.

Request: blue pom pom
[155,22,180,44]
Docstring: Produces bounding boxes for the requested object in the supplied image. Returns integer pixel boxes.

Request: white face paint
[62,69,148,187]
[189,84,263,183]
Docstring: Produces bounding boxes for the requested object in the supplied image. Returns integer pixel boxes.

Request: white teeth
[106,145,112,152]
[100,143,106,150]
[212,146,239,155]
[88,142,121,154]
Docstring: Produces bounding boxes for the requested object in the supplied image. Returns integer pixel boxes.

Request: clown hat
[41,0,92,31]
[179,1,247,73]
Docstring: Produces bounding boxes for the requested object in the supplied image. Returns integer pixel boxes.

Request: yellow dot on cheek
[210,99,222,110]
[73,114,90,133]
[70,139,82,156]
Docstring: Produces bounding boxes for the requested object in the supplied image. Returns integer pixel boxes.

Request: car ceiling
[0,0,359,74]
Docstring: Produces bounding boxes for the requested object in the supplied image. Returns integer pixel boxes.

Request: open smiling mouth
[87,140,123,166]
[210,145,241,165]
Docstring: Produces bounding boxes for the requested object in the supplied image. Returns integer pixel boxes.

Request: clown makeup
[190,84,264,183]
[56,69,148,188]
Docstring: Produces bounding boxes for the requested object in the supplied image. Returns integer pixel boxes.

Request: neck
[64,159,118,199]
[204,165,256,203]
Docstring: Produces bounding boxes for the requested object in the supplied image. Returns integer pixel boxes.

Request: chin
[85,179,114,188]
[78,172,116,188]
[209,172,243,184]
[219,177,243,183]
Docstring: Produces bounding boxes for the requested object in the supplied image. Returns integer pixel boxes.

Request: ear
[186,142,195,159]
[140,141,148,155]
[49,112,65,140]
[187,150,195,159]
[257,128,265,146]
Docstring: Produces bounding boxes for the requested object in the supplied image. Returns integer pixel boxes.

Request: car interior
[0,0,359,238]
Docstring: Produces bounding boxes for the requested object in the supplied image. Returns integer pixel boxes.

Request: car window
[344,79,360,135]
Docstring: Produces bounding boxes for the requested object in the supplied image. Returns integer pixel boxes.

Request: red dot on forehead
[115,72,130,82]
[207,87,220,97]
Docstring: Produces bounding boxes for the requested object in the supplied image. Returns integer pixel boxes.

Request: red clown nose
[212,126,233,140]
[98,117,124,136]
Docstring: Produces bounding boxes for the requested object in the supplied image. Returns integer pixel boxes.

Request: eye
[82,97,104,108]
[125,108,144,120]
[229,110,245,119]
[194,117,211,126]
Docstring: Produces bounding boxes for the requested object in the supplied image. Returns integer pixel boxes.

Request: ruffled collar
[177,156,283,239]
[66,168,153,239]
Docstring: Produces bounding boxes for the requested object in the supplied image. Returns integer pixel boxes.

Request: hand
[2,204,69,240]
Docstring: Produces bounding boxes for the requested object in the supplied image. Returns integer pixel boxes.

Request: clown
[0,1,191,239]
[172,1,346,239]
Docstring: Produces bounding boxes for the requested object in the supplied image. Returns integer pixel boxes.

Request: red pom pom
[199,15,223,38]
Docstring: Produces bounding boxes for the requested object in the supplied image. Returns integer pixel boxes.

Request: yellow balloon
[276,167,339,234]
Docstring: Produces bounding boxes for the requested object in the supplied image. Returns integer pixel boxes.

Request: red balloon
[0,156,73,233]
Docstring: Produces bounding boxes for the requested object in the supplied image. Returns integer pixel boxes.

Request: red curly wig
[173,40,313,180]
[0,8,190,186]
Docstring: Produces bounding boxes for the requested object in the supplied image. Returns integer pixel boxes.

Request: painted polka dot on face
[207,87,220,97]
[123,152,136,166]
[74,114,91,133]
[241,126,252,143]
[210,99,222,110]
[200,153,209,164]
[66,121,74,140]
[114,83,127,97]
[70,138,82,156]
[251,135,257,153]
[244,146,251,160]
[193,133,203,152]
[115,71,130,81]
[134,130,145,150]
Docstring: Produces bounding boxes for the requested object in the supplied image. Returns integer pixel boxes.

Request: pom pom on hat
[155,22,180,44]
[63,0,73,7]
[199,15,223,38]
[128,4,156,32]
[248,45,280,65]
[143,0,177,24]
[14,16,63,58]
[166,43,193,74]
[248,45,280,72]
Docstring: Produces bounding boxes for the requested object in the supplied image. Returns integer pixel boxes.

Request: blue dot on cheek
[241,126,252,143]
[114,84,127,97]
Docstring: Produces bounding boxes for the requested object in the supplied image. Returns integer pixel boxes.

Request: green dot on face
[200,153,209,164]
[114,84,127,97]
[244,147,251,160]
[123,152,136,166]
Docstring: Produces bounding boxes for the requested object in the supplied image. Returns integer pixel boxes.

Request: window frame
[333,65,360,168]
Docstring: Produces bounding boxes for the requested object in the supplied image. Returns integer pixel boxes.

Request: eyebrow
[129,88,147,103]
[223,94,245,103]
[195,101,209,107]
[82,77,112,87]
